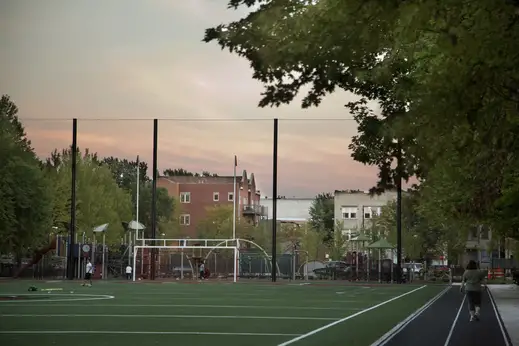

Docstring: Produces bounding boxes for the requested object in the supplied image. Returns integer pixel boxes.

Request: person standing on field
[460,260,487,321]
[126,264,132,280]
[199,261,205,280]
[82,259,93,287]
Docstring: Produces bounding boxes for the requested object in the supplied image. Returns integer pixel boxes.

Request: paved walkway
[489,285,519,346]
[376,286,511,346]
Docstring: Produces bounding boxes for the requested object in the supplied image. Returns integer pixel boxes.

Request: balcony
[242,205,267,216]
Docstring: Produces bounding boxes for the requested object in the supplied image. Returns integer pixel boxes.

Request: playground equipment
[13,236,58,278]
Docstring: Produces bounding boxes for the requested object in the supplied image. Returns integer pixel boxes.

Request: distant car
[313,261,352,279]
[404,262,424,274]
[326,261,352,273]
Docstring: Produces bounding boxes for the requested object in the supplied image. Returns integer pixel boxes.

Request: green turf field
[0,280,444,346]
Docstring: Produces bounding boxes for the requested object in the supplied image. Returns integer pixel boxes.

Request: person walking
[460,260,487,321]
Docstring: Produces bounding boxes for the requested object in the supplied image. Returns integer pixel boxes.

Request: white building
[334,189,398,236]
[260,197,313,223]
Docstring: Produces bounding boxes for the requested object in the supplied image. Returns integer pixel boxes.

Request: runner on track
[460,260,486,321]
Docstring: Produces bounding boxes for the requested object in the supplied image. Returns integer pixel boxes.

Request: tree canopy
[163,168,218,177]
[44,148,134,245]
[204,0,519,240]
[0,95,53,258]
[308,192,334,242]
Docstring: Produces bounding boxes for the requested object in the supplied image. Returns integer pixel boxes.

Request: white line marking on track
[370,286,452,346]
[443,294,465,346]
[276,285,427,346]
[0,313,338,321]
[487,287,511,346]
[0,303,363,311]
[0,330,300,336]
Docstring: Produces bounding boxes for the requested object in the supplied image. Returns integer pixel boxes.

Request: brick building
[157,170,265,237]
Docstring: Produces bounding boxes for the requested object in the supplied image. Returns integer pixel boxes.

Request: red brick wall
[177,183,236,237]
[157,176,261,236]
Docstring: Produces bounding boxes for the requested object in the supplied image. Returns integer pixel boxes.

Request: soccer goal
[132,238,240,282]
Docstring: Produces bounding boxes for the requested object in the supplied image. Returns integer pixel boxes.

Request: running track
[379,286,511,346]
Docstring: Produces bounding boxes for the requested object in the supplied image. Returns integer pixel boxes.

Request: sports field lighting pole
[150,119,158,280]
[271,118,278,282]
[67,118,78,280]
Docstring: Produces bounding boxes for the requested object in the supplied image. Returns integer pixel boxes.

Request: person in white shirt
[82,259,93,286]
[199,261,205,280]
[126,265,132,280]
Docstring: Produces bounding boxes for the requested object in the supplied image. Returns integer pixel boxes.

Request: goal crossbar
[134,245,237,250]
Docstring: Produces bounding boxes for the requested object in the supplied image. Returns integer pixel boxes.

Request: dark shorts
[466,290,482,310]
[85,273,92,280]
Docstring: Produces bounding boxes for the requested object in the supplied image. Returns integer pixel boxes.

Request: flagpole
[233,155,237,240]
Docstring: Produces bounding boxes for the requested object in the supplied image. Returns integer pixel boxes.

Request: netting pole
[233,246,238,283]
[271,118,278,282]
[150,119,158,280]
[67,118,77,280]
[132,246,137,281]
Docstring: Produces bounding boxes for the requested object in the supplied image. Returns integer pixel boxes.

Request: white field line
[0,303,363,311]
[277,285,428,346]
[120,292,361,298]
[0,294,114,303]
[0,330,300,337]
[370,286,452,346]
[124,296,361,303]
[443,294,466,346]
[1,313,338,321]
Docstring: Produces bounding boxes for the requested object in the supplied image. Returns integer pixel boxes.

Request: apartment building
[334,189,398,238]
[260,197,313,224]
[333,189,503,265]
[157,170,266,237]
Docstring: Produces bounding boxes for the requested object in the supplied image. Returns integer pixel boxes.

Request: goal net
[132,239,238,281]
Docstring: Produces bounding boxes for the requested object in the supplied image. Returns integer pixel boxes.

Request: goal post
[132,238,239,282]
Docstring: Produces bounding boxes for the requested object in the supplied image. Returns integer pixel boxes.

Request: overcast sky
[0,0,381,197]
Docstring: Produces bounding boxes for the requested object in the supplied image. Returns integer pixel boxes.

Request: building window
[341,207,358,219]
[180,214,190,226]
[244,197,248,205]
[180,192,191,203]
[228,192,234,201]
[480,225,490,240]
[213,192,219,202]
[364,207,381,219]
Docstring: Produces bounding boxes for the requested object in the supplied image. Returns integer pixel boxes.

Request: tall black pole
[67,118,78,280]
[150,119,158,280]
[271,118,278,282]
[396,141,403,283]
